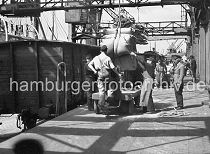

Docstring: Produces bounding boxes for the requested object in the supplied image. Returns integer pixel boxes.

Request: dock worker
[88,45,120,113]
[84,54,97,111]
[136,52,156,113]
[171,54,185,110]
[189,55,197,83]
[156,58,167,88]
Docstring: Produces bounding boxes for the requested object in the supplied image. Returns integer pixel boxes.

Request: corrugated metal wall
[0,40,99,113]
[206,24,210,85]
[198,22,210,85]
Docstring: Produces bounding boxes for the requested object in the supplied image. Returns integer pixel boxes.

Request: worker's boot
[142,106,147,113]
[87,101,94,111]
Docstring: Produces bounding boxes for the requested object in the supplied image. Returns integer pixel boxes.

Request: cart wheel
[94,100,100,114]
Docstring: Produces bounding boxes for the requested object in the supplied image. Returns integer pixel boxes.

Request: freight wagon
[0,40,100,113]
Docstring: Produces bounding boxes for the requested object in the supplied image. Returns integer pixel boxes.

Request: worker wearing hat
[137,53,156,113]
[171,54,185,110]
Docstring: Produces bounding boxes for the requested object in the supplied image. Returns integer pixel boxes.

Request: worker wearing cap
[171,54,185,109]
[88,45,120,113]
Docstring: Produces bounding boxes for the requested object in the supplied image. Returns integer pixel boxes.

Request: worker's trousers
[97,78,109,108]
[174,82,184,107]
[139,78,155,112]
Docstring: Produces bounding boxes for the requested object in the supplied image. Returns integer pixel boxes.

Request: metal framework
[0,0,202,17]
[0,0,205,43]
[140,21,190,36]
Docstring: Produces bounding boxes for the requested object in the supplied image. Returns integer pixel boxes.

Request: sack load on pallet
[114,53,137,71]
[101,34,137,58]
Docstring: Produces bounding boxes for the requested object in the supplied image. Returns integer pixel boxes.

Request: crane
[0,0,206,43]
[0,0,202,17]
[104,7,135,28]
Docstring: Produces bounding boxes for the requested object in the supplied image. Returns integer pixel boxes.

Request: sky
[1,1,189,55]
[100,4,188,54]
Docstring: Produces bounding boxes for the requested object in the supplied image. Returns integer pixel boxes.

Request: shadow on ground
[0,105,209,154]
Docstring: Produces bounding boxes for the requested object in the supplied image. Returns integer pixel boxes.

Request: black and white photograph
[0,0,210,153]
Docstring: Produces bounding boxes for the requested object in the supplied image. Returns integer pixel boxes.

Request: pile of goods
[101,24,148,71]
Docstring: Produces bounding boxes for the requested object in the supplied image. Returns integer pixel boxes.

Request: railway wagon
[0,40,100,113]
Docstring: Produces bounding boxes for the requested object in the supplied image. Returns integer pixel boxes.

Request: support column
[199,27,206,82]
[192,36,199,78]
[205,10,210,85]
[200,8,210,107]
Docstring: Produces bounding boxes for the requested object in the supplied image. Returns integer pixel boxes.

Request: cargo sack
[101,34,137,58]
[114,54,137,71]
[114,34,137,56]
[103,28,132,35]
[103,27,147,45]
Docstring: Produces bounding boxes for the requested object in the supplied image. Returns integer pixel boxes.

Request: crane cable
[113,0,122,58]
[54,14,68,40]
[115,0,122,38]
[43,13,57,40]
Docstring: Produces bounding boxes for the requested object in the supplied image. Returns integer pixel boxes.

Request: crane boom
[0,0,202,17]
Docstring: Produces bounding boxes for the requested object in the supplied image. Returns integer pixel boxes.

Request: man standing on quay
[88,45,119,113]
[84,54,97,111]
[171,54,185,110]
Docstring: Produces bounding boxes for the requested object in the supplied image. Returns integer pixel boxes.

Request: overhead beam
[147,35,188,41]
[0,0,201,16]
[39,1,197,11]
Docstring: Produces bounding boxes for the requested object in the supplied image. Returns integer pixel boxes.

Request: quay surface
[0,86,210,154]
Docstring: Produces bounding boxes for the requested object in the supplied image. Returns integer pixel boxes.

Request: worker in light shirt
[88,45,120,113]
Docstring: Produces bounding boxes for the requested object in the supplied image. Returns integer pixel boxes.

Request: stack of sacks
[131,24,148,45]
[101,26,148,56]
[113,52,137,71]
[100,27,147,71]
[101,28,137,58]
